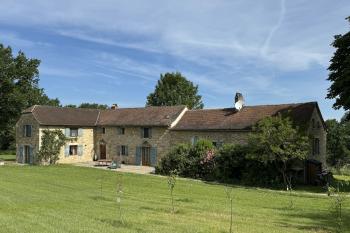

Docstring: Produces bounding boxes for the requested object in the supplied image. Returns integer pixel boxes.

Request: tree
[0,44,59,150]
[326,17,350,110]
[248,115,309,189]
[37,129,67,164]
[326,119,350,166]
[146,72,204,109]
[78,103,108,109]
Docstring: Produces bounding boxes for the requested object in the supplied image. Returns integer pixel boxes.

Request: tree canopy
[325,117,350,166]
[0,44,59,149]
[64,103,109,109]
[146,72,204,109]
[327,17,350,110]
[248,115,309,188]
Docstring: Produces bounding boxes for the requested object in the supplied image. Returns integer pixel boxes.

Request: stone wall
[39,126,95,164]
[15,113,40,162]
[94,126,171,165]
[169,130,249,147]
[307,108,327,166]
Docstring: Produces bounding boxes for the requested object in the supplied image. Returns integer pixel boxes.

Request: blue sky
[1,0,349,120]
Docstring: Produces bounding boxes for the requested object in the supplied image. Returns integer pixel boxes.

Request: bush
[156,140,215,179]
[214,144,248,182]
[155,144,190,175]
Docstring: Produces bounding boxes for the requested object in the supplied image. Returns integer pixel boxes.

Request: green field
[0,151,16,161]
[0,165,349,233]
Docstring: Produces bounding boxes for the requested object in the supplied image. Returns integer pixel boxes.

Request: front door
[142,147,151,166]
[100,144,106,160]
[24,145,30,163]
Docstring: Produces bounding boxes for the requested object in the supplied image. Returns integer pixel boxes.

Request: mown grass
[0,165,349,233]
[0,151,16,161]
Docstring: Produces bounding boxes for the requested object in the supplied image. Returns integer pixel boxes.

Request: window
[313,138,320,155]
[117,127,125,135]
[191,136,199,146]
[69,145,78,155]
[117,145,128,156]
[142,127,151,138]
[23,125,32,137]
[70,128,78,137]
[121,145,128,156]
[102,128,106,134]
[317,121,321,129]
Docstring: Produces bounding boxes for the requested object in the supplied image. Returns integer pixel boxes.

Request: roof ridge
[185,102,317,112]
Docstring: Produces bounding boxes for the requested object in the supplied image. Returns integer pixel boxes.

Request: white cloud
[1,0,348,71]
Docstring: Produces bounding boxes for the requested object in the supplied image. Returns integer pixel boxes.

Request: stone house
[16,95,326,182]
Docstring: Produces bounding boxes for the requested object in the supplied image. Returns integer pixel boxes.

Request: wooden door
[142,147,150,166]
[100,144,106,160]
[24,146,30,164]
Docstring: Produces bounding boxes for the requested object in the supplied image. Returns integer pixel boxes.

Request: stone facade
[16,104,327,168]
[307,108,327,166]
[169,130,249,147]
[94,126,171,165]
[15,113,40,163]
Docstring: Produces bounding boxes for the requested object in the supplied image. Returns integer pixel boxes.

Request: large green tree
[248,115,309,189]
[0,44,59,149]
[64,103,109,109]
[146,72,204,109]
[327,17,350,110]
[325,118,350,166]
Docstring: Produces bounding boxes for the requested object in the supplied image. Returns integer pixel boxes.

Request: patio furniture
[95,159,112,166]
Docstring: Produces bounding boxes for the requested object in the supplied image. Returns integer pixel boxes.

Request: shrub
[156,139,215,179]
[155,144,190,175]
[214,144,248,182]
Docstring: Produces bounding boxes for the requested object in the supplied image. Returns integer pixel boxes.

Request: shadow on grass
[176,197,194,203]
[90,195,113,202]
[139,205,185,215]
[273,206,350,233]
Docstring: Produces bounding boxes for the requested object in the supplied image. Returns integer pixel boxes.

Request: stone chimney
[111,104,118,110]
[234,92,244,110]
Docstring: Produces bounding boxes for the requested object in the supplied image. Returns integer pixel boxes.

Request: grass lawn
[0,151,16,161]
[0,165,349,233]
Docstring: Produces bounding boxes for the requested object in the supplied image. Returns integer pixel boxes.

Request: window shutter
[125,146,129,156]
[65,128,70,137]
[22,125,26,137]
[140,128,144,138]
[136,146,141,165]
[29,146,34,164]
[150,147,157,166]
[78,128,83,137]
[149,128,152,138]
[65,145,69,157]
[78,145,83,156]
[28,125,32,137]
[117,145,121,156]
[19,145,24,163]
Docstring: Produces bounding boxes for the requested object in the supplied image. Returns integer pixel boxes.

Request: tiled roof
[171,102,319,131]
[23,105,186,127]
[22,102,321,130]
[23,105,100,126]
[97,106,186,126]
